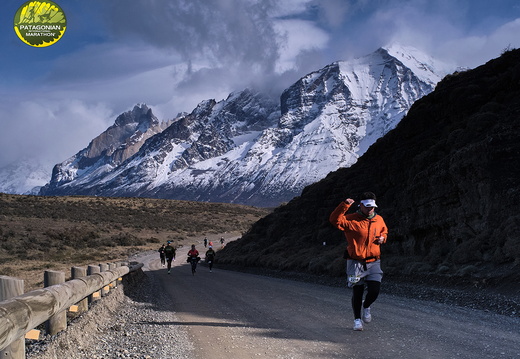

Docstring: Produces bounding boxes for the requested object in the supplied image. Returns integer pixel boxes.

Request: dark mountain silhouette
[217,49,520,290]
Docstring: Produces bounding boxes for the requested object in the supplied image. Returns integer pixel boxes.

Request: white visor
[360,199,378,208]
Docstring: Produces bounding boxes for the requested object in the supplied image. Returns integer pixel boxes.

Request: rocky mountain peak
[114,103,155,127]
[40,104,166,192]
[39,46,448,206]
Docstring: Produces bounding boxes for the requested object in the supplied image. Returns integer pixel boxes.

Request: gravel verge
[26,255,194,359]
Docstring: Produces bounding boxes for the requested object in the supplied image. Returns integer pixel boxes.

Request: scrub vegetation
[0,193,270,291]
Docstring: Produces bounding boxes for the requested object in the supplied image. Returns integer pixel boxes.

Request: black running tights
[352,280,381,319]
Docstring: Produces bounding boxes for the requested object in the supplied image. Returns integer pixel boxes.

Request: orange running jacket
[329,201,388,262]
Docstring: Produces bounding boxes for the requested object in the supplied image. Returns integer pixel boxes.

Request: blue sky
[1,0,520,170]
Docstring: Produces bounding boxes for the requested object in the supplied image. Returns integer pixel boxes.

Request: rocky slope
[216,48,520,290]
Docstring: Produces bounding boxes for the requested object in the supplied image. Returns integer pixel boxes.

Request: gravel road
[27,245,520,359]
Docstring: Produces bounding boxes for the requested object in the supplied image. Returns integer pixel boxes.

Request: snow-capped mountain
[0,159,51,195]
[40,104,171,194]
[39,45,451,206]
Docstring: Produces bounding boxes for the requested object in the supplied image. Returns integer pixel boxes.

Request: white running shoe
[353,319,363,331]
[362,307,372,323]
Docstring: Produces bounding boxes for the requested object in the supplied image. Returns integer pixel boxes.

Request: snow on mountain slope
[384,43,450,84]
[0,159,51,195]
[39,46,452,206]
[40,104,170,194]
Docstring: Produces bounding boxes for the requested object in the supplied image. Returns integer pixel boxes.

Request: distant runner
[205,246,216,272]
[158,244,166,267]
[164,241,176,274]
[187,244,200,275]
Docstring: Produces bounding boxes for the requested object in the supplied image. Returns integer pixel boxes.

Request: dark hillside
[217,49,520,290]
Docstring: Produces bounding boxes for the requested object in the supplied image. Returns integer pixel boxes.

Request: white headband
[360,199,378,208]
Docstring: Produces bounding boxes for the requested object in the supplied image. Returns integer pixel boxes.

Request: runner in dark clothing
[205,246,216,272]
[164,241,176,274]
[187,244,200,275]
[159,245,166,267]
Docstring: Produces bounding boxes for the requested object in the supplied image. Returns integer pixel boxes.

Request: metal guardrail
[0,262,143,357]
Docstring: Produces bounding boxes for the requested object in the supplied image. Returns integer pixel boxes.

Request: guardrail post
[117,262,126,285]
[99,264,109,296]
[86,265,101,303]
[71,267,88,313]
[108,263,118,289]
[0,276,25,359]
[44,270,66,336]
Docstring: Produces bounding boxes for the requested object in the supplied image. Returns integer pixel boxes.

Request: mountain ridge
[34,45,450,206]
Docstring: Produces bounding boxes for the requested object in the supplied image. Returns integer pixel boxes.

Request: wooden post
[0,276,25,359]
[109,263,118,288]
[44,270,66,336]
[99,264,109,296]
[117,262,126,285]
[99,263,109,272]
[87,265,101,303]
[70,267,88,312]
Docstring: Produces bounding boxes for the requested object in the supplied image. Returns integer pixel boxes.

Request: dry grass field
[0,193,270,291]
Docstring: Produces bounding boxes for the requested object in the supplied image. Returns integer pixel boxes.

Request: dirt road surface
[142,244,519,359]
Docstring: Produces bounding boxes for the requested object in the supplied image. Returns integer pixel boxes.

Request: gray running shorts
[346,259,383,287]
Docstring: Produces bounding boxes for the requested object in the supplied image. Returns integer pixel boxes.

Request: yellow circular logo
[14,1,67,47]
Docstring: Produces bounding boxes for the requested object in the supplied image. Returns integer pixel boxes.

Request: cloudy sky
[1,0,519,171]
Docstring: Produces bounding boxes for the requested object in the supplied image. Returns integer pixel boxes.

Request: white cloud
[0,98,113,168]
[449,18,520,68]
[313,0,351,28]
[270,0,311,17]
[273,19,329,73]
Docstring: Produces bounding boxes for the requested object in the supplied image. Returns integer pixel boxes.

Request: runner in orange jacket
[329,192,388,331]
